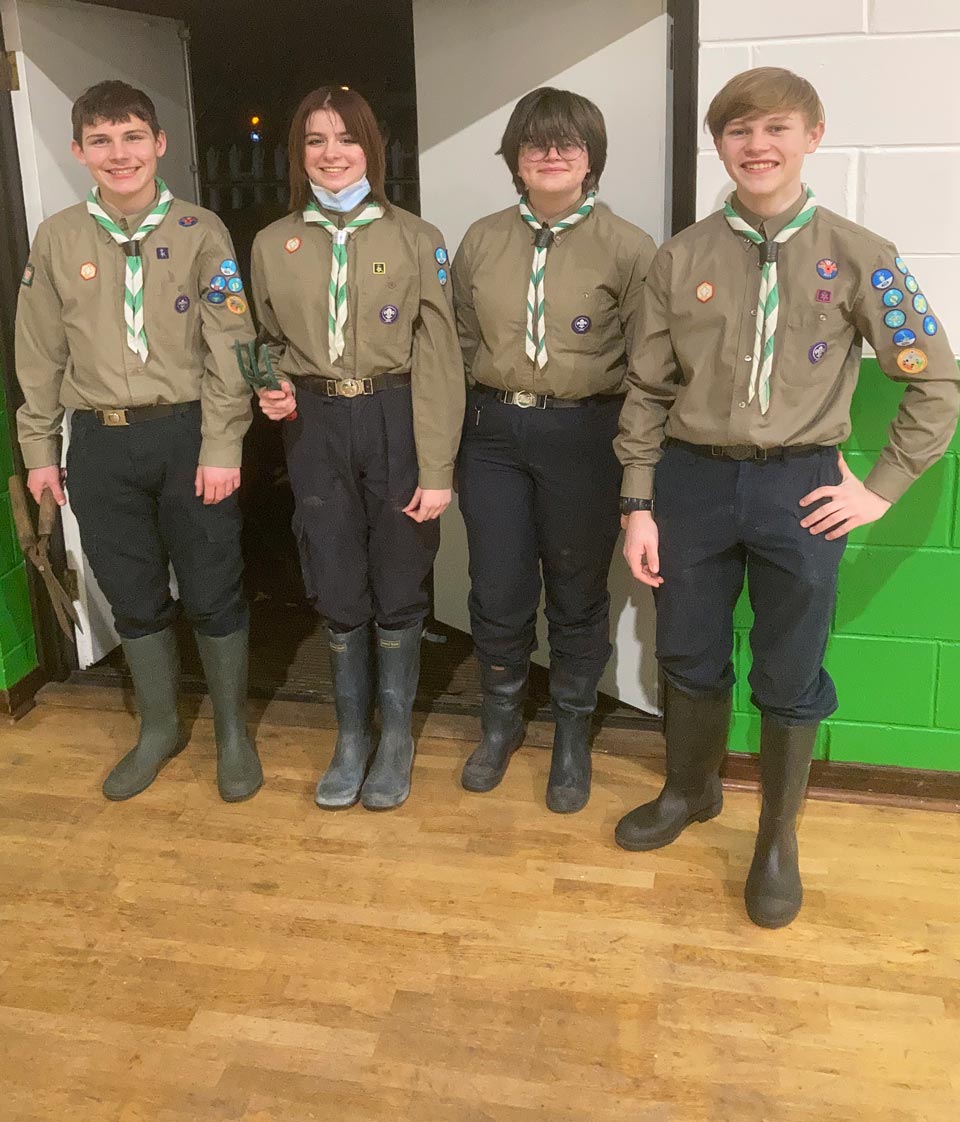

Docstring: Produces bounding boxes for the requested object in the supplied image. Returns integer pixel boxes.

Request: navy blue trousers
[458,389,622,675]
[653,442,846,725]
[66,402,247,640]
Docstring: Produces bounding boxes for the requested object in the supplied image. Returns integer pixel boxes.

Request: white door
[413,0,670,714]
[2,0,198,667]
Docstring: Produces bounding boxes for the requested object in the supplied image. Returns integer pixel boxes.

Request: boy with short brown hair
[615,67,959,927]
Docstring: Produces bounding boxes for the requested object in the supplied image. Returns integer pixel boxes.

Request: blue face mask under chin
[310,176,372,213]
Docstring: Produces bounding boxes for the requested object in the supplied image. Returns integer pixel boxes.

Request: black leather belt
[666,437,833,462]
[297,371,411,398]
[85,402,196,426]
[472,383,623,410]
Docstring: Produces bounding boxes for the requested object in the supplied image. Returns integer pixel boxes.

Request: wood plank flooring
[1,702,958,1122]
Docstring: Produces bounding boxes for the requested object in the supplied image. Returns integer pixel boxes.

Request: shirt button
[750,309,757,317]
[745,355,753,362]
[738,401,746,408]
[819,313,827,321]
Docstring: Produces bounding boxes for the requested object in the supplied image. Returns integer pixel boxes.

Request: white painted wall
[413,0,670,713]
[697,1,960,355]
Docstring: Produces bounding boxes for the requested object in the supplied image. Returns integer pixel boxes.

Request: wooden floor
[1,701,959,1122]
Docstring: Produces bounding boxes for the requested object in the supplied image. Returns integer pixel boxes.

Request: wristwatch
[619,497,653,515]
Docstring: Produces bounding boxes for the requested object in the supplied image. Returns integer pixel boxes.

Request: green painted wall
[731,358,960,771]
[0,350,38,691]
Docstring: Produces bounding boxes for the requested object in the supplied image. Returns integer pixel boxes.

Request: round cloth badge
[696,281,714,302]
[207,291,226,305]
[210,275,227,291]
[871,268,894,291]
[884,309,906,329]
[79,261,97,281]
[284,236,302,254]
[220,259,238,277]
[226,295,247,315]
[571,315,592,334]
[913,294,928,315]
[178,215,198,227]
[895,256,908,275]
[897,348,928,375]
[226,277,244,293]
[437,268,448,286]
[434,247,448,265]
[808,341,828,364]
[893,328,917,347]
[379,304,399,324]
[923,315,939,336]
[174,295,190,314]
[882,288,903,308]
[816,259,838,280]
[904,275,919,294]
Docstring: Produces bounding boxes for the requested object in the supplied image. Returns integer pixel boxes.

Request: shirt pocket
[363,267,419,368]
[777,305,848,387]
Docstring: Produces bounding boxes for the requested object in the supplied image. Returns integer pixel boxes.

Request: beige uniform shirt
[250,202,465,490]
[616,193,959,502]
[452,199,657,398]
[15,194,254,470]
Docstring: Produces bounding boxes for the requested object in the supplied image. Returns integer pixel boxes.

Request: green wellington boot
[744,717,818,929]
[460,661,528,793]
[195,628,263,802]
[615,681,732,851]
[360,622,422,810]
[103,627,185,800]
[315,623,375,809]
[545,664,599,814]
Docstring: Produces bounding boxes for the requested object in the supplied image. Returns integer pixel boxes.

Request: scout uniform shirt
[250,201,465,490]
[15,194,254,471]
[616,192,960,501]
[452,199,657,398]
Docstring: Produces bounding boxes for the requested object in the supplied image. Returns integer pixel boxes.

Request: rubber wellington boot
[195,628,263,802]
[744,717,818,929]
[615,681,731,851]
[315,623,375,809]
[360,622,422,810]
[545,664,599,814]
[460,661,528,792]
[103,627,184,800]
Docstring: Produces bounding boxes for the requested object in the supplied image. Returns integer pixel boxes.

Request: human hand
[195,465,241,505]
[622,510,663,587]
[27,465,66,507]
[403,487,452,522]
[257,380,297,421]
[799,452,891,540]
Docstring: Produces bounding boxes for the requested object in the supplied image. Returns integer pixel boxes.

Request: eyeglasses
[519,142,585,161]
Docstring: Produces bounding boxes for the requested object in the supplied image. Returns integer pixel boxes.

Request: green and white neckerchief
[723,185,818,413]
[86,176,174,362]
[303,199,384,363]
[519,190,597,368]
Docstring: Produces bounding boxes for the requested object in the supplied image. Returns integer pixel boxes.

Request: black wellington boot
[460,661,528,792]
[615,681,731,851]
[545,664,599,814]
[360,622,422,810]
[195,628,263,802]
[744,717,818,929]
[103,627,185,800]
[315,623,375,809]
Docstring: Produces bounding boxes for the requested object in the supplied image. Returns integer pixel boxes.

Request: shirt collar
[99,187,160,234]
[730,188,808,239]
[520,193,593,244]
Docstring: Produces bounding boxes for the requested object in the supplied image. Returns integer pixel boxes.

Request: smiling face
[303,108,368,195]
[715,109,823,216]
[517,140,590,208]
[71,115,166,214]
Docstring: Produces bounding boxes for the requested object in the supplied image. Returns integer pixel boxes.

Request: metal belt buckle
[102,409,128,426]
[726,444,756,461]
[514,390,538,409]
[338,379,362,398]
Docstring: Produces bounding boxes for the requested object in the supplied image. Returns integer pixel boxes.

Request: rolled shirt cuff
[20,438,60,470]
[620,465,656,500]
[198,438,243,470]
[418,467,454,490]
[863,460,915,505]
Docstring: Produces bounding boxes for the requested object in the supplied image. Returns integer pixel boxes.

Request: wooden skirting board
[25,677,960,814]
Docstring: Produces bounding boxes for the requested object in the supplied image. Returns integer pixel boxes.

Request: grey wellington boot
[545,664,599,814]
[360,622,422,810]
[103,627,185,800]
[615,681,731,851]
[744,717,818,929]
[315,623,375,809]
[460,661,528,792]
[195,628,263,802]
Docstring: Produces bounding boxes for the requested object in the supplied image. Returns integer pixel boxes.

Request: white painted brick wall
[697,4,960,352]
